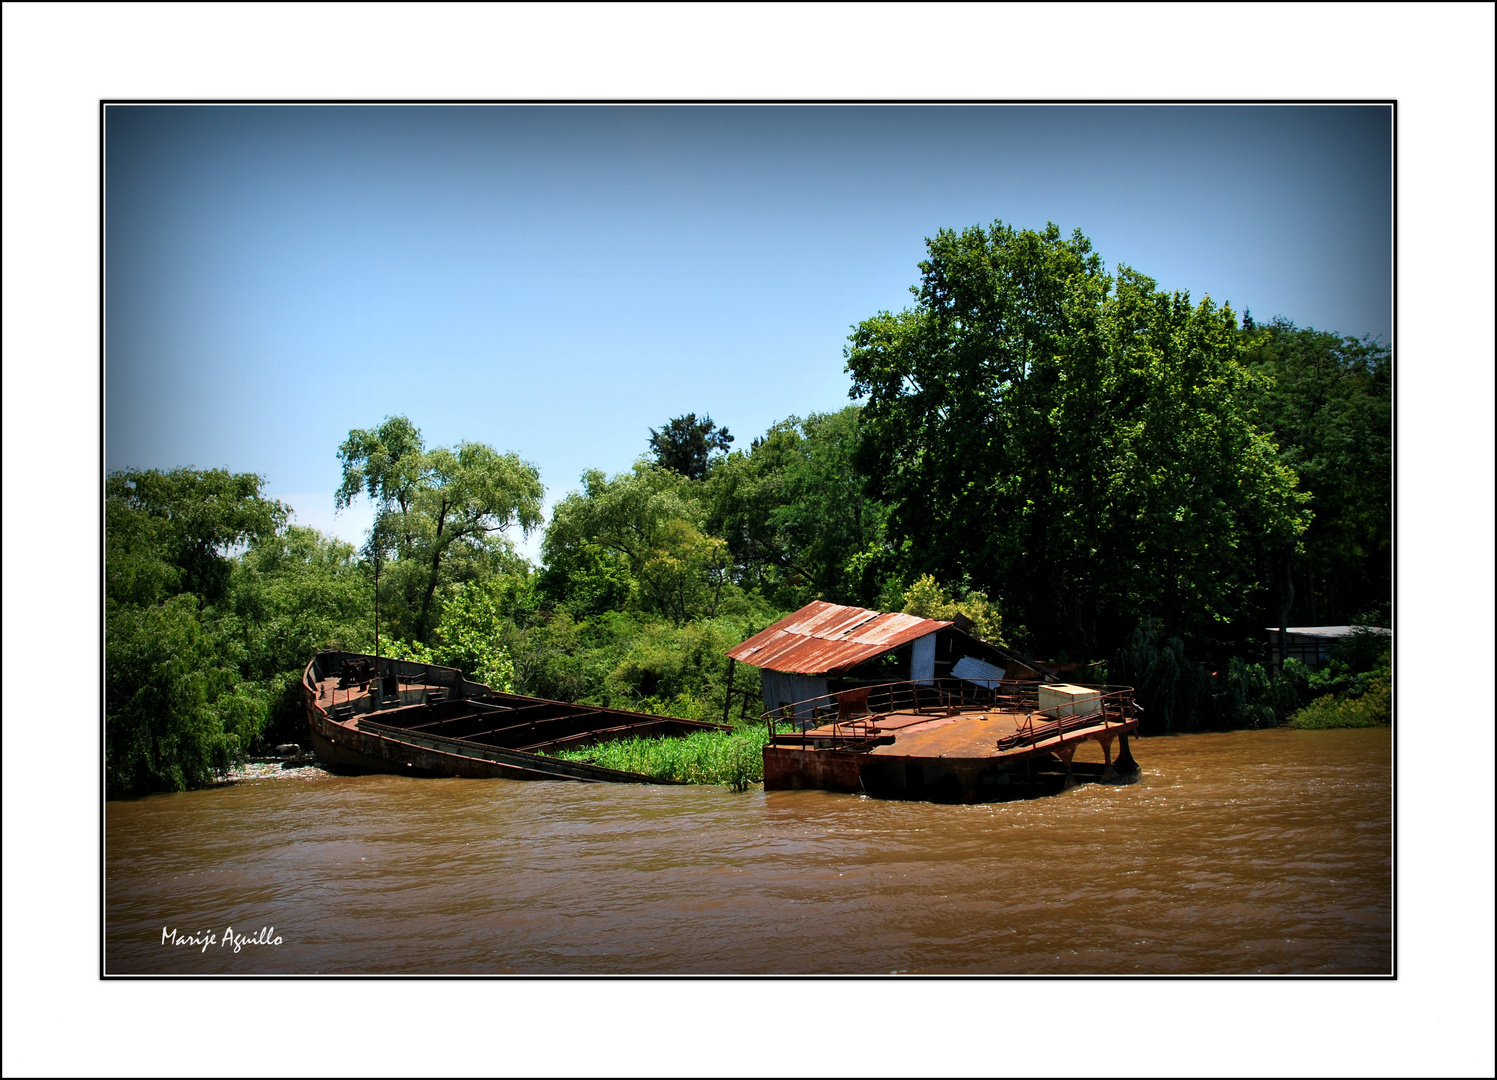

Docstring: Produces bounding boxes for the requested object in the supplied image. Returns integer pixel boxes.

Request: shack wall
[761,670,830,719]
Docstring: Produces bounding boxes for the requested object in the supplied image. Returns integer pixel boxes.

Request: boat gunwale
[302,651,729,784]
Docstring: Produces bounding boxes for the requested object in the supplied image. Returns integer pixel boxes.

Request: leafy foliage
[106,594,246,794]
[845,222,1310,658]
[427,580,517,692]
[1288,633,1392,729]
[1111,620,1310,733]
[648,413,734,480]
[1240,321,1391,624]
[212,525,374,746]
[550,727,769,791]
[503,609,769,723]
[105,470,307,794]
[705,407,889,608]
[336,416,543,642]
[898,574,1004,645]
[106,468,286,605]
[541,465,730,624]
[1289,664,1390,729]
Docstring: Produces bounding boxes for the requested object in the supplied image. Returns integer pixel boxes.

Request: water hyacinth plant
[548,726,770,791]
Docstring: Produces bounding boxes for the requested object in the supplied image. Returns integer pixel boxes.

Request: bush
[898,574,1005,645]
[1112,621,1207,732]
[106,595,247,795]
[1208,657,1310,729]
[502,609,770,722]
[1289,647,1391,729]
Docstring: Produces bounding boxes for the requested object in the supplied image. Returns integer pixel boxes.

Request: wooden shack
[726,601,1051,719]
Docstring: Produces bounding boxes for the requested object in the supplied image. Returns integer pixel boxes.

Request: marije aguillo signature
[161,926,283,954]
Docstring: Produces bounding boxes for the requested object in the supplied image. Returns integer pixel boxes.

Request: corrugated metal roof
[726,600,950,675]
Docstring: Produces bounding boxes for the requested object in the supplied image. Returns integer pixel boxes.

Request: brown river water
[104,727,1391,975]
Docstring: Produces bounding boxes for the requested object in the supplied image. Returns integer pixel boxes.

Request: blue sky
[105,104,1392,554]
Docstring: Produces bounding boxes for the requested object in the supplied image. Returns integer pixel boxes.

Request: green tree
[537,538,634,619]
[429,579,517,691]
[648,413,734,480]
[105,468,295,789]
[845,222,1309,657]
[898,574,1004,645]
[336,417,544,642]
[1240,320,1391,625]
[541,464,728,624]
[705,406,889,607]
[212,525,373,745]
[106,468,287,605]
[106,594,246,794]
[334,415,427,525]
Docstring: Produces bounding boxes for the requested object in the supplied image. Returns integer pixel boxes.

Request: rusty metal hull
[305,704,577,781]
[303,651,730,784]
[765,742,1140,803]
[762,745,866,793]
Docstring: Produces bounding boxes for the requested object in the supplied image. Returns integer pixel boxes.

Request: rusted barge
[726,600,1139,803]
[302,651,729,783]
[761,678,1140,803]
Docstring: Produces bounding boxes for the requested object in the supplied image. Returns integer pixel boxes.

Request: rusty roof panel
[726,601,950,675]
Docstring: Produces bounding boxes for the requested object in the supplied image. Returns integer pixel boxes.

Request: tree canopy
[704,406,888,609]
[106,468,287,605]
[648,413,734,480]
[541,464,729,625]
[1239,319,1391,624]
[105,471,360,794]
[336,416,544,642]
[845,222,1310,657]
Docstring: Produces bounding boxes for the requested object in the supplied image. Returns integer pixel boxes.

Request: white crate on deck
[1038,683,1102,717]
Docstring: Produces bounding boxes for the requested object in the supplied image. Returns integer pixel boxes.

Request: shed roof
[1265,626,1392,638]
[726,601,950,675]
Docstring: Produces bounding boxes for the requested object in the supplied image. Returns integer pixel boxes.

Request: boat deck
[863,708,1039,758]
[312,676,444,714]
[762,679,1141,801]
[793,706,1133,760]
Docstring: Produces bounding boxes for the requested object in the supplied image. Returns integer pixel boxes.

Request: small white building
[1265,625,1391,670]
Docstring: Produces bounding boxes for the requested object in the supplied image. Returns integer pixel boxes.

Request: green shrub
[106,595,247,795]
[1289,649,1391,729]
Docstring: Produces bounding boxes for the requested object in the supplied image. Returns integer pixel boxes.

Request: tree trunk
[416,503,450,642]
[722,658,737,726]
[1276,555,1296,676]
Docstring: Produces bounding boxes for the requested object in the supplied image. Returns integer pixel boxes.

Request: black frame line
[98,97,1398,982]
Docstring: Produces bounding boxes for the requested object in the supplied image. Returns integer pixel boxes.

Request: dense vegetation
[105,222,1391,795]
[547,726,770,792]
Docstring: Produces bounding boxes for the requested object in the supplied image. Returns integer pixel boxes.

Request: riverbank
[223,760,328,782]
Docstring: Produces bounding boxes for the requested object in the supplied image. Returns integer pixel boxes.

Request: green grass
[547,725,771,791]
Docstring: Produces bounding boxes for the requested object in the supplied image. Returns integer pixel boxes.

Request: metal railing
[762,678,1137,752]
[996,688,1138,752]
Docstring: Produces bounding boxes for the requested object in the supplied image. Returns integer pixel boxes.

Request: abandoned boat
[758,678,1140,802]
[724,601,1139,803]
[302,651,730,783]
